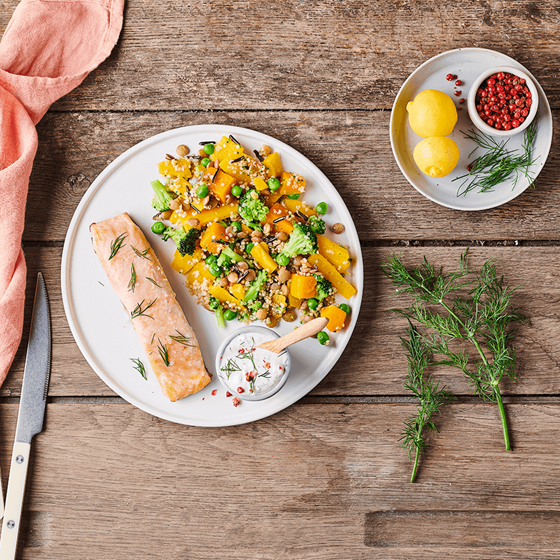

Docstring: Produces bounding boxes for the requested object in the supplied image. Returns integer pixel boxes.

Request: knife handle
[0,442,30,560]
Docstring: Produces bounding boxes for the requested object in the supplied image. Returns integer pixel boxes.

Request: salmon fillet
[90,212,211,401]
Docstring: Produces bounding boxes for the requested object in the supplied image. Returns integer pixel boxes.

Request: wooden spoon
[257,317,329,354]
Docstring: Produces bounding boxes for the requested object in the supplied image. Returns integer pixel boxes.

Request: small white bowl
[215,326,291,402]
[467,65,539,137]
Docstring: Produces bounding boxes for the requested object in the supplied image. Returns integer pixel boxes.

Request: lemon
[406,90,458,138]
[413,137,460,178]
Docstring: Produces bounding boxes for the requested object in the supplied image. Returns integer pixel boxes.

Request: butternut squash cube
[308,254,357,299]
[263,152,283,177]
[317,235,351,273]
[171,248,203,275]
[210,169,236,204]
[279,172,305,196]
[290,274,317,299]
[321,305,347,332]
[186,262,215,288]
[200,222,227,255]
[283,198,317,218]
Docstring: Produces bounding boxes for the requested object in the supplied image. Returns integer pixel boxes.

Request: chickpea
[228,271,239,283]
[187,218,200,228]
[256,308,268,321]
[265,316,278,328]
[252,230,263,238]
[153,210,173,221]
[331,223,345,234]
[238,261,249,272]
[293,256,303,266]
[281,284,289,296]
[276,231,288,242]
[220,277,229,288]
[176,144,189,157]
[261,144,272,156]
[270,282,281,292]
[169,198,181,211]
[302,314,314,324]
[263,223,272,235]
[237,231,248,239]
[283,309,296,322]
[225,226,235,237]
[277,267,291,283]
[245,270,257,283]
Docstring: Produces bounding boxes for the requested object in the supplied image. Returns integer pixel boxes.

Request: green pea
[276,254,290,266]
[151,221,165,234]
[316,202,328,215]
[231,221,242,232]
[201,158,211,167]
[339,304,351,315]
[317,331,330,346]
[205,254,218,266]
[268,178,281,192]
[231,185,243,197]
[197,183,209,198]
[307,298,319,310]
[246,242,254,254]
[209,263,222,277]
[204,143,215,155]
[224,309,238,321]
[286,194,300,200]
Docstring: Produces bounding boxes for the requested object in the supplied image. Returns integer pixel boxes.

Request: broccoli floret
[280,223,318,258]
[314,274,333,301]
[151,180,176,212]
[162,226,201,256]
[208,296,220,310]
[307,215,326,235]
[244,269,268,302]
[248,300,263,312]
[238,190,269,224]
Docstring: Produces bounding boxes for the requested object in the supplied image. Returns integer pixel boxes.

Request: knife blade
[0,273,51,560]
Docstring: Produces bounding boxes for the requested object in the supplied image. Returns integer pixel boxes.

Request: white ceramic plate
[61,125,363,426]
[390,47,553,211]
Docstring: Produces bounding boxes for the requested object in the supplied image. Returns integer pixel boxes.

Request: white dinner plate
[61,125,363,426]
[390,47,553,211]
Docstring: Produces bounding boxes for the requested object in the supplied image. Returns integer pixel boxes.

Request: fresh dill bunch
[399,321,455,483]
[453,121,539,197]
[382,251,527,451]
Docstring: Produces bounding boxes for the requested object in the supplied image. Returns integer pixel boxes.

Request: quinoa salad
[149,135,358,346]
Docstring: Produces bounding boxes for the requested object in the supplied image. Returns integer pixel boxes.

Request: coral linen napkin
[0,0,124,383]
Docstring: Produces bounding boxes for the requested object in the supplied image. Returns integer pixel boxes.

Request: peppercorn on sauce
[90,212,211,401]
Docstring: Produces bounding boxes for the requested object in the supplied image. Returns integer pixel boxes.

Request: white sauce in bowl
[218,332,288,397]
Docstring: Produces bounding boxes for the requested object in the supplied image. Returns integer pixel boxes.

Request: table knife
[0,273,51,560]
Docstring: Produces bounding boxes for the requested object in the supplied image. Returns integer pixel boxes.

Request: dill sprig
[128,263,137,292]
[132,246,151,260]
[130,298,157,320]
[157,338,170,367]
[130,357,147,380]
[169,330,194,347]
[220,358,241,380]
[381,251,527,451]
[108,233,127,260]
[453,121,539,197]
[399,322,455,483]
[146,277,162,288]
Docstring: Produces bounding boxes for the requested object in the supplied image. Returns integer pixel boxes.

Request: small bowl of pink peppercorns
[467,66,539,137]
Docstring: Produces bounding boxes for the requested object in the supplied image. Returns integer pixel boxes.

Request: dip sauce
[219,332,288,396]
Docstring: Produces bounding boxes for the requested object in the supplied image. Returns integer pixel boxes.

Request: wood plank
[2,1,560,111]
[7,246,560,398]
[3,402,560,559]
[25,110,560,242]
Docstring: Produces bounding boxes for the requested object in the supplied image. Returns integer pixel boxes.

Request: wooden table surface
[3,1,560,558]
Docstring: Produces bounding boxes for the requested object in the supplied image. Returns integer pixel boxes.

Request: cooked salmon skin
[90,212,211,401]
